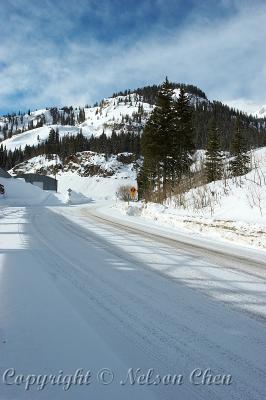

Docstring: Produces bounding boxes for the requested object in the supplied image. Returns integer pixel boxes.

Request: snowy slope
[0,90,206,151]
[0,109,52,140]
[1,125,80,151]
[115,147,266,250]
[9,152,138,200]
[81,94,153,137]
[0,94,153,150]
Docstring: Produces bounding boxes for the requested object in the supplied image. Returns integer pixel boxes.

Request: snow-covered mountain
[1,85,265,155]
[0,86,209,200]
[0,94,152,150]
[255,105,266,118]
[0,108,52,140]
[0,90,206,151]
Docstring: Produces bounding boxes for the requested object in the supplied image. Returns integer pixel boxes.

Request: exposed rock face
[10,151,140,179]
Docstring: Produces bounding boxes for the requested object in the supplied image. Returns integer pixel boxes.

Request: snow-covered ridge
[0,90,206,151]
[172,88,207,106]
[0,109,52,140]
[256,105,266,118]
[0,94,153,150]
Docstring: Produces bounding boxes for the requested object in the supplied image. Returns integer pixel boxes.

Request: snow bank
[57,171,136,201]
[67,190,93,205]
[0,178,63,206]
[114,147,266,250]
[116,201,144,216]
[115,200,266,250]
[0,178,91,206]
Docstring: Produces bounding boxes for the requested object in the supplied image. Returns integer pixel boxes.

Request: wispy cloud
[0,0,265,113]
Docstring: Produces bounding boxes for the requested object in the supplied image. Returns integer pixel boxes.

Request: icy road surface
[0,205,265,399]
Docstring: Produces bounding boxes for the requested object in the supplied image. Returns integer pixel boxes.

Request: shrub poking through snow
[117,185,132,201]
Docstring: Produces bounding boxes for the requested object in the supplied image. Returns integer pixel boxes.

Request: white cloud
[0,0,265,112]
[223,99,265,116]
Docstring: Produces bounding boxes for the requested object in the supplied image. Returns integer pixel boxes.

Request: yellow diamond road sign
[129,186,137,198]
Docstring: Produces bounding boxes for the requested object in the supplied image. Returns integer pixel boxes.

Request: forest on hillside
[0,80,266,171]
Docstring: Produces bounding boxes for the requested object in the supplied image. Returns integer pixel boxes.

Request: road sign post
[67,188,72,204]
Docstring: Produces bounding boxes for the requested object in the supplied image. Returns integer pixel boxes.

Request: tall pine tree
[141,77,173,200]
[170,88,194,185]
[205,121,223,183]
[141,79,195,201]
[229,120,250,177]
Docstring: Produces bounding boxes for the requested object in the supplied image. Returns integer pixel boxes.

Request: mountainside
[0,86,205,150]
[0,94,152,150]
[1,82,266,161]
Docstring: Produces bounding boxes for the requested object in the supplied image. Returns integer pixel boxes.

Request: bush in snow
[117,185,132,201]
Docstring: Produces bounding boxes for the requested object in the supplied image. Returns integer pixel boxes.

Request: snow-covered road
[0,205,265,399]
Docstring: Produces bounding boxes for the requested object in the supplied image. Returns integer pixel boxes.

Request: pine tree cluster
[0,129,141,170]
[204,118,250,183]
[229,120,250,177]
[112,84,266,150]
[139,78,194,201]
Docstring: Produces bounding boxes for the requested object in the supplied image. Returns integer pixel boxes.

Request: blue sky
[0,0,265,114]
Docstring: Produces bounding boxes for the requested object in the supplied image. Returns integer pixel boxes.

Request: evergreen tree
[141,79,195,200]
[137,163,149,201]
[170,88,194,185]
[205,121,223,182]
[78,108,86,123]
[229,120,250,177]
[141,77,173,200]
